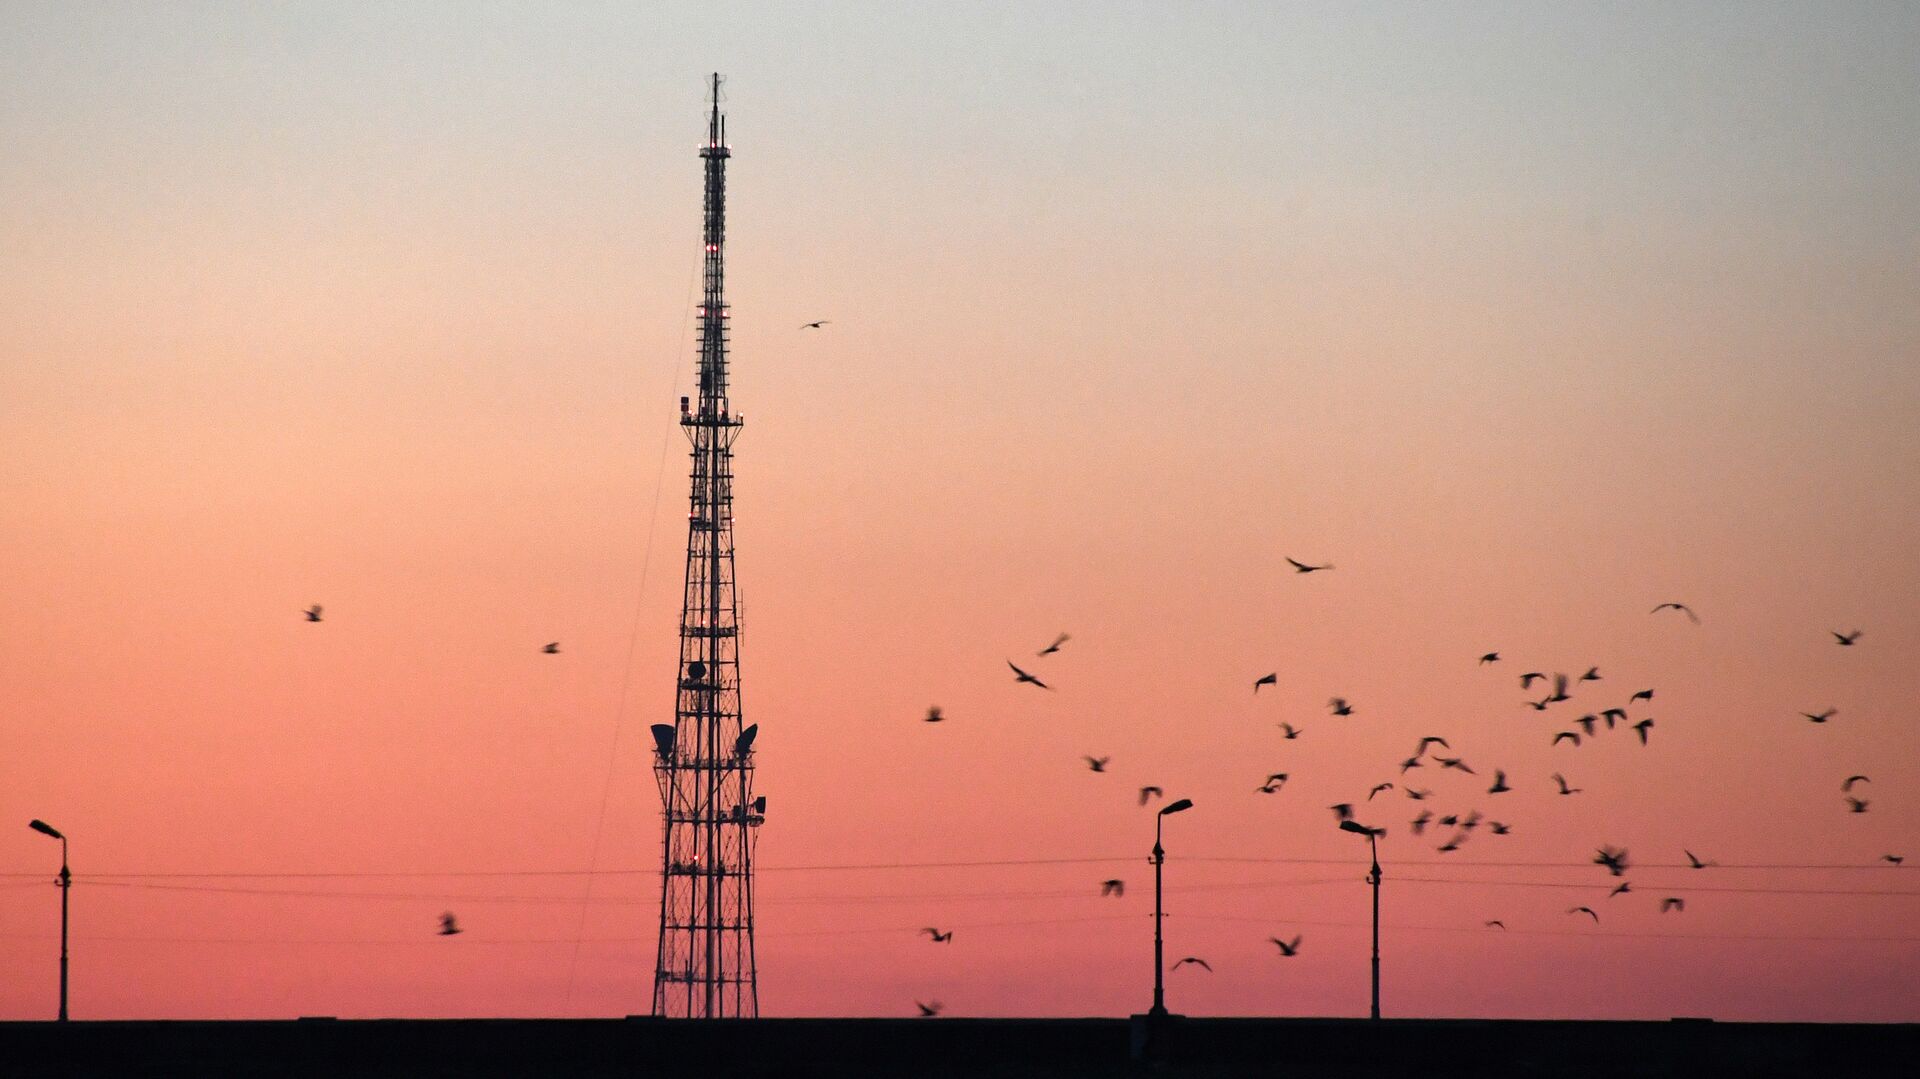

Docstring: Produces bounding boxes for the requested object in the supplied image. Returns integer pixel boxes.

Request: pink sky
[2,3,1917,1021]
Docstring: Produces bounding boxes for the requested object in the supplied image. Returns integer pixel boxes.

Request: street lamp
[28,819,69,1022]
[1339,818,1383,1020]
[1149,798,1194,1018]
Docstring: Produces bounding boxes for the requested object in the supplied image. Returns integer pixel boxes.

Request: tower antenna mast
[651,71,762,1018]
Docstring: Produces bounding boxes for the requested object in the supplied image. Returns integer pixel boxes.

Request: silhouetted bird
[1330,803,1354,822]
[1580,667,1601,682]
[1037,633,1070,656]
[924,706,945,723]
[1269,935,1302,957]
[1278,723,1302,739]
[1601,708,1628,728]
[1368,782,1394,800]
[1100,880,1125,897]
[1404,787,1432,801]
[1138,786,1164,806]
[1651,602,1700,624]
[1527,698,1552,711]
[1480,652,1500,664]
[1552,773,1582,796]
[1439,815,1459,828]
[1461,810,1483,831]
[1263,773,1290,789]
[1575,715,1598,737]
[1630,689,1654,703]
[542,642,560,654]
[1884,855,1905,866]
[303,605,323,622]
[1632,718,1654,745]
[1400,756,1423,774]
[1286,558,1332,574]
[1171,957,1212,972]
[1846,797,1869,813]
[1438,834,1465,853]
[1594,846,1630,876]
[1547,674,1571,703]
[1254,672,1278,693]
[1802,709,1835,724]
[1843,775,1869,791]
[1416,736,1450,755]
[920,928,953,943]
[1411,811,1433,835]
[1660,897,1685,913]
[1084,756,1110,773]
[916,1000,942,1017]
[1007,661,1050,690]
[1569,906,1599,922]
[438,912,461,936]
[1329,697,1353,716]
[1685,850,1715,869]
[800,320,830,330]
[1485,920,1506,929]
[1438,757,1475,775]
[1609,881,1632,897]
[1520,672,1548,690]
[1833,629,1862,646]
[1488,821,1512,835]
[1554,731,1581,747]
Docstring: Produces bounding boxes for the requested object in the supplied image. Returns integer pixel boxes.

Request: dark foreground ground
[3,1016,1916,1078]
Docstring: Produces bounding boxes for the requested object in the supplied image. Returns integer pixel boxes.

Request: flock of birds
[300,550,1898,1017]
[902,569,1901,1015]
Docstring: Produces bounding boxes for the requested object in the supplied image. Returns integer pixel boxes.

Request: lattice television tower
[649,73,762,1019]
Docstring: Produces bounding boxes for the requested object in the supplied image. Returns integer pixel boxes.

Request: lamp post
[1339,818,1383,1020]
[1149,798,1193,1018]
[28,819,69,1022]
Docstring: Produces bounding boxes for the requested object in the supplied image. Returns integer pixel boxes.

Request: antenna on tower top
[708,72,725,146]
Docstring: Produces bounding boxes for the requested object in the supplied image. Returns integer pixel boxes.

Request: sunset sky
[3,2,1917,1022]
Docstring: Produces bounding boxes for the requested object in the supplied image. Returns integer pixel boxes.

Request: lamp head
[1160,799,1194,816]
[1338,819,1371,835]
[28,820,63,840]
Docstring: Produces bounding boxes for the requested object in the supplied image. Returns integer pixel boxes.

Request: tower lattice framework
[650,73,761,1019]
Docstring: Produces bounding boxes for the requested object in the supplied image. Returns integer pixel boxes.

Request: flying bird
[1268,935,1302,957]
[800,320,830,330]
[1553,731,1581,748]
[1171,957,1212,972]
[1479,652,1500,664]
[1415,736,1450,755]
[1575,715,1598,737]
[1100,880,1125,897]
[1037,633,1071,656]
[1832,629,1862,646]
[1488,821,1512,835]
[1437,834,1465,853]
[1138,786,1164,806]
[1437,757,1476,775]
[1278,723,1302,739]
[1329,698,1354,716]
[1843,776,1869,791]
[920,928,953,943]
[1569,907,1599,923]
[1084,756,1110,773]
[1660,897,1685,913]
[1600,708,1628,728]
[1802,709,1835,724]
[303,605,324,623]
[1330,803,1355,822]
[924,706,945,723]
[542,642,560,654]
[1519,672,1547,690]
[1552,773,1582,796]
[1631,718,1654,745]
[1526,698,1552,712]
[1609,881,1633,898]
[1630,689,1654,703]
[915,1000,942,1017]
[1484,920,1506,930]
[1262,773,1290,789]
[1400,756,1424,774]
[1685,850,1715,869]
[1410,810,1433,836]
[1368,782,1394,800]
[1547,674,1571,703]
[1580,667,1601,682]
[438,912,461,937]
[1254,672,1278,693]
[1594,846,1631,876]
[1883,855,1905,866]
[1651,603,1700,624]
[1286,558,1332,574]
[1404,788,1433,801]
[1846,797,1869,813]
[1007,661,1051,690]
